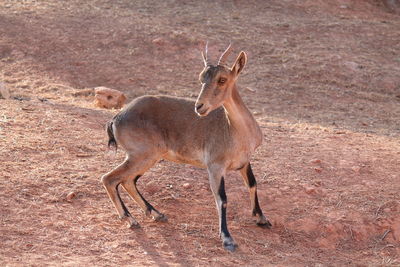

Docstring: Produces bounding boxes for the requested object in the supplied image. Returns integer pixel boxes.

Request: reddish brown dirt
[1,1,399,266]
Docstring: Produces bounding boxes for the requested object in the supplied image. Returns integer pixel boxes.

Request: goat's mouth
[196,109,209,116]
[195,103,210,117]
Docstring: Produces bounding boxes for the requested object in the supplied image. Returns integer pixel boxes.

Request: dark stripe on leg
[252,193,263,217]
[218,177,230,238]
[246,164,263,217]
[246,163,257,188]
[116,184,130,217]
[218,176,227,202]
[134,175,157,214]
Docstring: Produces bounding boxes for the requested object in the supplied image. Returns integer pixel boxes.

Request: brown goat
[101,44,271,251]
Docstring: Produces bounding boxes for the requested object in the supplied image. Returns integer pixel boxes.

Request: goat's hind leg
[239,162,272,228]
[101,159,140,228]
[121,158,167,222]
[102,154,166,227]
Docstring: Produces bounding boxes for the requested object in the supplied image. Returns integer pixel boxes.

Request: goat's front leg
[207,165,237,252]
[239,162,271,227]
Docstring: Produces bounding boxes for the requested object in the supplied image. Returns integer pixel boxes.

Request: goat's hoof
[126,218,141,229]
[153,213,168,222]
[128,222,141,229]
[256,215,272,228]
[122,216,140,229]
[223,240,238,252]
[257,221,272,229]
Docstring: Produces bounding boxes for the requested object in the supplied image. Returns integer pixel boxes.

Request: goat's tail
[106,120,118,150]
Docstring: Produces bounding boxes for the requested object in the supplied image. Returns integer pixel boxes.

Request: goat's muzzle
[195,102,209,116]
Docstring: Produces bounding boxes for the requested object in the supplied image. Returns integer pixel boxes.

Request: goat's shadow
[128,227,174,267]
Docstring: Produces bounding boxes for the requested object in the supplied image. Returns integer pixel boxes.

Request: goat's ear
[231,51,247,76]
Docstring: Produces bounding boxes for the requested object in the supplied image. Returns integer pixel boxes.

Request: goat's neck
[223,85,263,149]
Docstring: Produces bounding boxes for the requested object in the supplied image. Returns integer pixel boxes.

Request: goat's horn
[202,42,211,66]
[218,44,233,66]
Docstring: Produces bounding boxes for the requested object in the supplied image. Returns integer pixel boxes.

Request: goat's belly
[162,150,205,168]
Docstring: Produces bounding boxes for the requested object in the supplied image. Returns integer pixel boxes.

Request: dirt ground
[1,0,399,266]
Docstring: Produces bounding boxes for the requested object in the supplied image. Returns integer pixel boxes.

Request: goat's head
[195,44,247,117]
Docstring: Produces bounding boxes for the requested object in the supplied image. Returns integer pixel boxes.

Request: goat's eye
[218,78,227,84]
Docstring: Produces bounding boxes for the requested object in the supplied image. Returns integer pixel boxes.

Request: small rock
[314,167,323,173]
[344,61,362,72]
[152,37,165,45]
[66,191,77,202]
[305,186,316,195]
[183,183,191,189]
[351,166,361,173]
[94,87,126,109]
[383,208,391,213]
[281,186,290,191]
[245,87,257,92]
[0,82,10,99]
[310,159,322,164]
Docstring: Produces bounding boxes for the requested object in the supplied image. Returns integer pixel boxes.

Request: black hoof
[256,215,272,228]
[223,241,238,252]
[121,214,140,229]
[127,222,141,229]
[257,220,272,229]
[154,213,168,222]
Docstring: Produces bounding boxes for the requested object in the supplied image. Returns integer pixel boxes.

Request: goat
[101,44,271,252]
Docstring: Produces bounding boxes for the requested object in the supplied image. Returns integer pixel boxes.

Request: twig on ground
[380,229,391,241]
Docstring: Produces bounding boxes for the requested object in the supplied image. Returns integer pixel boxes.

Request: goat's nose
[195,103,204,112]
